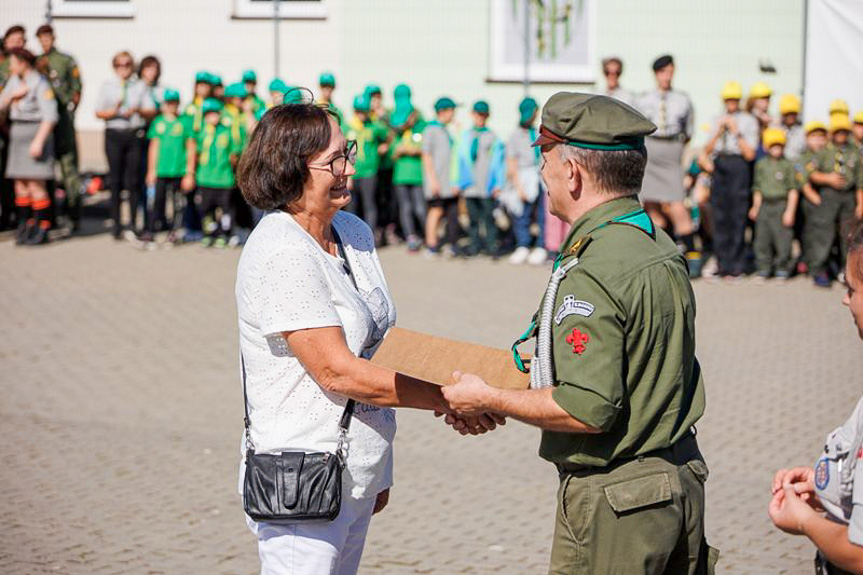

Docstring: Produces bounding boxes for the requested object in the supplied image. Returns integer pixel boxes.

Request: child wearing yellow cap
[806,116,863,287]
[749,128,799,281]
[778,94,805,160]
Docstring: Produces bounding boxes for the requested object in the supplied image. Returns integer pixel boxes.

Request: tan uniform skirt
[640,137,685,203]
[5,120,55,180]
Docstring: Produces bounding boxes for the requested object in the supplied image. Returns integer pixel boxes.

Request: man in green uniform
[36,24,84,229]
[442,93,716,575]
[807,115,863,287]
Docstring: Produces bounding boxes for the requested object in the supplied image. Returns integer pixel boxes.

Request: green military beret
[434,96,456,112]
[533,92,656,151]
[224,82,247,99]
[473,100,490,115]
[162,88,181,102]
[202,97,223,114]
[353,94,371,112]
[268,78,287,93]
[242,69,257,83]
[319,72,336,87]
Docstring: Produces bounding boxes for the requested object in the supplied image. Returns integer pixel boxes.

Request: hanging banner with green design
[489,0,595,83]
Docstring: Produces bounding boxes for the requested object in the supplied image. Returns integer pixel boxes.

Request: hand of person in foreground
[373,488,389,515]
[771,466,822,510]
[768,484,821,535]
[434,411,506,436]
[441,371,497,418]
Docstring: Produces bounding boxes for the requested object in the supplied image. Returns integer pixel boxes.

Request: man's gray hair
[558,145,647,196]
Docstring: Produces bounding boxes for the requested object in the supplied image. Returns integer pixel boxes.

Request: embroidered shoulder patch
[565,328,590,355]
[815,458,830,490]
[554,294,595,324]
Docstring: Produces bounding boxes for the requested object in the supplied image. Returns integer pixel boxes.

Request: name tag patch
[554,294,595,325]
[815,457,830,490]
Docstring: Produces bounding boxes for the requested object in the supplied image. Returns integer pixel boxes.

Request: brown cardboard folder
[369,327,530,390]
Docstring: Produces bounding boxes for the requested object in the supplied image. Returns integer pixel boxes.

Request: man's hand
[372,488,389,515]
[782,209,795,228]
[768,484,820,535]
[827,173,847,189]
[181,174,195,192]
[435,410,506,435]
[441,371,497,418]
[748,205,759,221]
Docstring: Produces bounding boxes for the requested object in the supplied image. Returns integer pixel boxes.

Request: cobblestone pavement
[2,233,862,575]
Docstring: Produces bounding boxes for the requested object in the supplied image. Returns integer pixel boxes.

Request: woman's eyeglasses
[309,140,357,177]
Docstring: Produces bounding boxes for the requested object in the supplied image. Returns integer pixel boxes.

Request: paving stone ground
[2,231,862,575]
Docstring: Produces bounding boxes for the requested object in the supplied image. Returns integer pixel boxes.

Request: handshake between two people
[434,371,507,436]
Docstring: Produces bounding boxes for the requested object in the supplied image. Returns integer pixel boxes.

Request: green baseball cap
[162,88,181,102]
[242,69,257,83]
[364,84,382,98]
[195,71,211,84]
[268,78,287,93]
[224,82,247,99]
[434,96,456,112]
[319,72,336,87]
[473,100,490,115]
[211,74,223,87]
[519,97,538,124]
[353,94,371,112]
[202,97,223,114]
[532,92,656,151]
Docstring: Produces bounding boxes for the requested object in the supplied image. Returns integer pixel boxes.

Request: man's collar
[559,195,642,254]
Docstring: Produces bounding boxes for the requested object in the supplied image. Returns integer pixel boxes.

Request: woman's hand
[10,84,29,102]
[769,484,820,535]
[372,488,389,515]
[29,138,44,159]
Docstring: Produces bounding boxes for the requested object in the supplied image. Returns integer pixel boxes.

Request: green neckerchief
[470,126,489,162]
[427,119,453,144]
[528,126,540,164]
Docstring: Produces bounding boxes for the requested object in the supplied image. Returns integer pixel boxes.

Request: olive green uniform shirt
[795,149,819,188]
[753,156,797,201]
[37,48,81,110]
[537,196,705,467]
[815,143,863,192]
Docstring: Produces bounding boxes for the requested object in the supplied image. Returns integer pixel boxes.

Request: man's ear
[567,155,582,198]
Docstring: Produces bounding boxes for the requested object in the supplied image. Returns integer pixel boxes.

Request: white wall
[1,0,809,169]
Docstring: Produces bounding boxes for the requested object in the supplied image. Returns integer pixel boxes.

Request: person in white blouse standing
[235,98,503,575]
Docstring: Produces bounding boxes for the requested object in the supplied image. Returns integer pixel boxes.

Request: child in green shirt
[145,88,191,241]
[345,94,390,240]
[191,98,242,247]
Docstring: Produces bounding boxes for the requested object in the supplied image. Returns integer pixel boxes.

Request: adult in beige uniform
[600,56,634,106]
[636,54,699,270]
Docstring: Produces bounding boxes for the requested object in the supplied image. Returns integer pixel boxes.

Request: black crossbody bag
[242,229,358,523]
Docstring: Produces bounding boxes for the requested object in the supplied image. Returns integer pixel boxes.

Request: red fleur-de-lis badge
[565,328,590,355]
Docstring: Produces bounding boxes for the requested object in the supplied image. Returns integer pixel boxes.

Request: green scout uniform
[147,114,191,178]
[806,143,863,276]
[753,157,797,275]
[346,117,389,179]
[392,118,426,187]
[196,122,241,189]
[184,96,206,135]
[38,47,84,214]
[516,93,716,575]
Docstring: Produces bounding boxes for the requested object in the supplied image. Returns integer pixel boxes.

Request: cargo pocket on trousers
[603,473,673,515]
[686,459,710,484]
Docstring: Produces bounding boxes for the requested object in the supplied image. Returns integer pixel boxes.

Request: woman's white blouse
[236,210,397,500]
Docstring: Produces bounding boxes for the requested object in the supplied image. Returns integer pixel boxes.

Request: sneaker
[527,247,548,266]
[813,273,832,288]
[509,246,530,265]
[214,237,228,249]
[25,227,50,246]
[201,236,214,248]
[443,245,460,259]
[407,236,423,252]
[227,234,242,248]
[423,246,440,259]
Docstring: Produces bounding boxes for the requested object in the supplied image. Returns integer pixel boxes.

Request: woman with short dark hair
[0,47,58,245]
[235,100,502,575]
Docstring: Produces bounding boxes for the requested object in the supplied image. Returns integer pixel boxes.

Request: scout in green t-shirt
[750,128,799,278]
[144,89,191,236]
[192,98,242,247]
[344,94,391,235]
[439,93,715,575]
[391,84,426,250]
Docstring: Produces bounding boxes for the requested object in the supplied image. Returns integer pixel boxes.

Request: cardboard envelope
[369,327,530,390]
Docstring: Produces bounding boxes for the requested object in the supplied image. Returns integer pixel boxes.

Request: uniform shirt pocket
[603,473,672,514]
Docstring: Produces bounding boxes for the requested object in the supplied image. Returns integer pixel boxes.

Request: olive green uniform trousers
[754,200,794,275]
[804,188,856,277]
[549,436,718,575]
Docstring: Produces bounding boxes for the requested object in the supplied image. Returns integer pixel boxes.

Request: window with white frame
[233,0,327,19]
[51,0,135,19]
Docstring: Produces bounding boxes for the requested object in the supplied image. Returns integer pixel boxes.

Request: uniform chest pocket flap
[604,472,672,514]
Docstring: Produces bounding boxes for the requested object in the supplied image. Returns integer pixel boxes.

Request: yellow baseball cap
[854,111,863,125]
[762,127,786,148]
[779,94,800,115]
[805,120,827,135]
[720,81,743,100]
[750,81,772,99]
[830,99,849,115]
[830,114,852,133]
